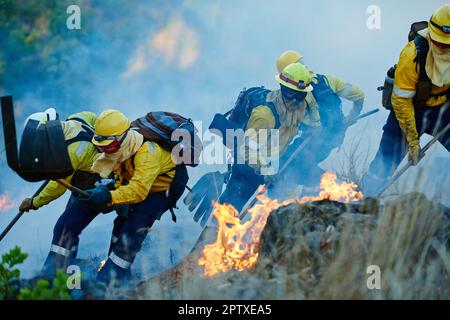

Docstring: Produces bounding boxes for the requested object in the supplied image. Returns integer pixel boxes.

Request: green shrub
[0,246,72,300]
[0,246,28,299]
[18,269,72,300]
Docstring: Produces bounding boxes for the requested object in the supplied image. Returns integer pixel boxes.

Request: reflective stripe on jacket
[392,40,450,144]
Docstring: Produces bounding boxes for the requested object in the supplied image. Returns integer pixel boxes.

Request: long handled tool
[376,121,450,197]
[0,180,89,243]
[238,135,312,220]
[239,108,380,219]
[0,95,90,242]
[55,179,90,197]
[0,181,48,242]
[189,108,381,253]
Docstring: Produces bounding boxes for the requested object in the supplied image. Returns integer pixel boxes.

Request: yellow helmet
[93,109,131,146]
[276,50,304,73]
[275,62,313,92]
[429,4,450,44]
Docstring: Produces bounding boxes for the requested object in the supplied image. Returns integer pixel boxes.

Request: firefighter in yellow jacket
[70,109,184,282]
[18,110,100,278]
[275,50,365,186]
[363,5,450,195]
[276,50,365,126]
[215,63,313,214]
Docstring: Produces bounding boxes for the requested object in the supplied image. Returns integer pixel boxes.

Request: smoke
[0,193,15,212]
[0,0,448,280]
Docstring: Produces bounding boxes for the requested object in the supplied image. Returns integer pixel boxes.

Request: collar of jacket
[91,129,144,178]
[418,28,450,87]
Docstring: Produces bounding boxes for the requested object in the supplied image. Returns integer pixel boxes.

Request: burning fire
[0,193,15,212]
[198,172,364,277]
[297,172,364,204]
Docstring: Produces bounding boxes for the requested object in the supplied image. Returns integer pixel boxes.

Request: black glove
[77,185,112,211]
[19,197,37,212]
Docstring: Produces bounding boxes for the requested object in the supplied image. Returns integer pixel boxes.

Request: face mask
[97,139,121,154]
[94,130,128,154]
[280,85,307,101]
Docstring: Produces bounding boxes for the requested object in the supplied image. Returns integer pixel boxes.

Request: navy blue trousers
[219,164,264,212]
[365,103,450,194]
[42,191,171,281]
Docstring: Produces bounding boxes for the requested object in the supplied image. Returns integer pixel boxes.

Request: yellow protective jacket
[392,40,450,145]
[303,74,365,127]
[110,141,176,205]
[32,112,98,208]
[240,90,306,170]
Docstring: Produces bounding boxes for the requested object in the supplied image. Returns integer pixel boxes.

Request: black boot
[40,250,72,280]
[96,258,131,285]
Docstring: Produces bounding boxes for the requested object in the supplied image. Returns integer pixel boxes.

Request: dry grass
[129,192,449,300]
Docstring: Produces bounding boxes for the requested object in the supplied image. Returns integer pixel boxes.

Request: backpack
[130,111,201,222]
[6,109,97,182]
[209,87,281,148]
[380,21,439,110]
[228,87,281,129]
[131,111,202,167]
[310,74,345,135]
[63,117,102,190]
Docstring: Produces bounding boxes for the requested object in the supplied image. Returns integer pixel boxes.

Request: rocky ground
[19,192,447,299]
[117,192,449,300]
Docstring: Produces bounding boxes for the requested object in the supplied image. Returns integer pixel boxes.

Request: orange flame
[98,259,106,273]
[297,172,364,204]
[198,172,364,277]
[0,193,15,212]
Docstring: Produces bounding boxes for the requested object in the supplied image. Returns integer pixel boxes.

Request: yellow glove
[408,140,421,165]
[19,198,37,212]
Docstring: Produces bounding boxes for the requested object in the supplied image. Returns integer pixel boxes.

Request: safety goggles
[95,130,128,153]
[430,19,450,34]
[279,73,312,90]
[94,134,122,143]
[280,85,308,101]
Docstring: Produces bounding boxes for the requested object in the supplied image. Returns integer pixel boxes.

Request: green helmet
[275,62,313,92]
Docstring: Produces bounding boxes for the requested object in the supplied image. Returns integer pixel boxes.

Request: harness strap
[65,117,95,146]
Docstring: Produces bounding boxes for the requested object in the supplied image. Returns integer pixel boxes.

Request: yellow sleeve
[245,105,276,130]
[110,142,162,205]
[240,105,276,170]
[326,74,364,116]
[391,41,419,144]
[327,75,365,104]
[32,143,80,208]
[302,95,321,127]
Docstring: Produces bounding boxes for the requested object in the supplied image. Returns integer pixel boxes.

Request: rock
[82,192,449,299]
